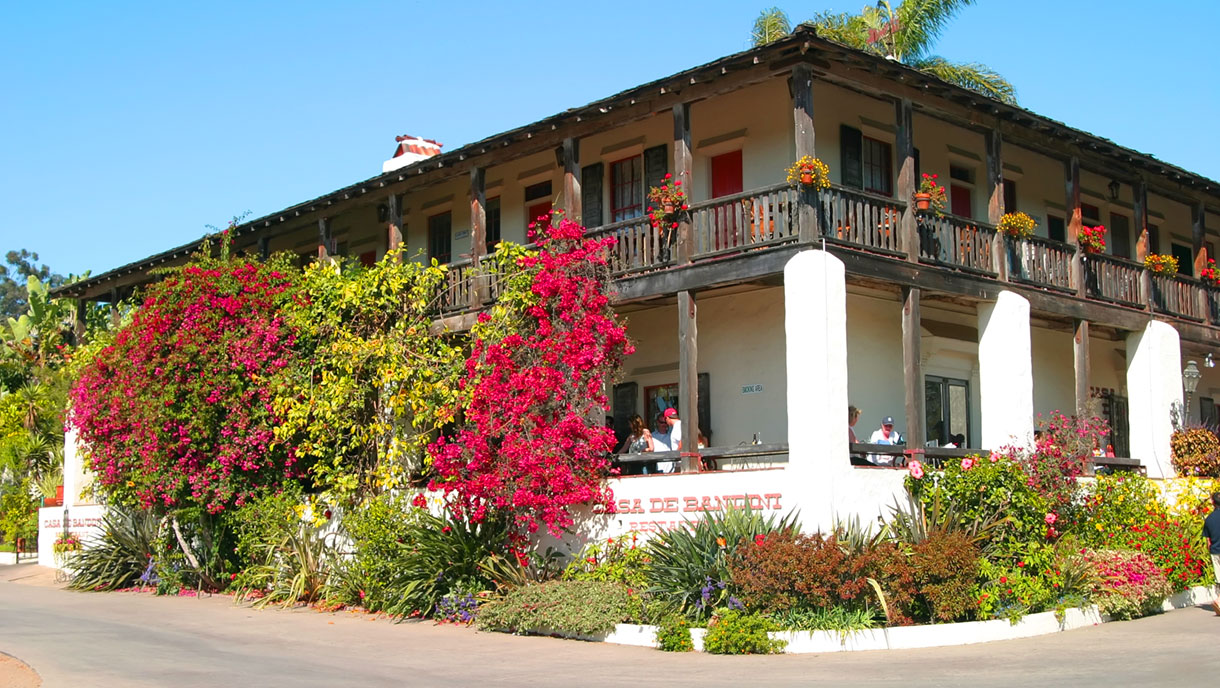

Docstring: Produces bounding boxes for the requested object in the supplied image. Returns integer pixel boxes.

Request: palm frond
[809,10,872,50]
[751,7,792,46]
[893,0,977,61]
[909,55,1017,104]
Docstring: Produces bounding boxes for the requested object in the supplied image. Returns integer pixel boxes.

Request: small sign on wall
[741,384,764,394]
[456,229,470,240]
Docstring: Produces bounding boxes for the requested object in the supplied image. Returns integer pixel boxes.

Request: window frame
[427,211,452,264]
[609,155,644,222]
[860,135,893,197]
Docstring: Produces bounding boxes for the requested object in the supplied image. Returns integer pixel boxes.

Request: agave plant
[67,508,160,591]
[237,521,338,609]
[887,484,1009,550]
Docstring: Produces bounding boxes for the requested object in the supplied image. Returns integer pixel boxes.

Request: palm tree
[810,1,1016,104]
[752,7,792,46]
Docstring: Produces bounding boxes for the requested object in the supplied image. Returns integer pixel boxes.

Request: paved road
[2,564,1217,688]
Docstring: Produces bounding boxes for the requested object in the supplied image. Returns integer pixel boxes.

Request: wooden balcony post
[561,137,581,223]
[791,63,817,242]
[257,236,270,262]
[986,128,1006,280]
[317,218,334,262]
[1073,319,1091,417]
[677,290,700,471]
[1134,181,1149,262]
[895,99,917,262]
[470,167,488,307]
[673,103,694,264]
[387,193,403,261]
[901,286,925,448]
[109,287,121,329]
[1192,201,1208,276]
[74,298,87,340]
[1065,157,1085,297]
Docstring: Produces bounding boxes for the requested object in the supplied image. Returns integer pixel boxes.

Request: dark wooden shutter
[612,382,638,450]
[643,144,668,195]
[840,125,863,189]
[581,163,604,228]
[913,147,921,184]
[697,372,711,442]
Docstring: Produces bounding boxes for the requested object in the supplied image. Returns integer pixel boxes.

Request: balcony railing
[437,258,476,312]
[819,185,905,256]
[1084,254,1143,308]
[690,182,798,258]
[1208,287,1220,326]
[917,212,997,275]
[587,216,664,276]
[1150,273,1207,322]
[1008,236,1076,293]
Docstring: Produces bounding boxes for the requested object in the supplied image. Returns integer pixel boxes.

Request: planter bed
[532,585,1213,653]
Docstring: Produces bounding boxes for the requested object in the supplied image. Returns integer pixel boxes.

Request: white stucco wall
[1030,324,1076,420]
[977,291,1034,448]
[1126,320,1182,478]
[845,291,908,439]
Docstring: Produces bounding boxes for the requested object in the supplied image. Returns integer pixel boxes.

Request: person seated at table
[949,433,966,449]
[848,405,861,443]
[617,414,654,455]
[868,416,904,466]
[653,412,676,473]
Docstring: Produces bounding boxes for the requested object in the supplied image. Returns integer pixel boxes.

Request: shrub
[655,614,694,652]
[477,580,633,636]
[975,542,1060,622]
[728,532,874,616]
[1082,474,1164,545]
[562,533,649,589]
[769,605,879,632]
[1082,549,1171,620]
[910,531,980,622]
[1110,516,1209,592]
[332,493,418,611]
[67,508,160,591]
[906,454,1047,551]
[644,506,799,618]
[1170,427,1220,477]
[235,519,337,609]
[702,610,786,654]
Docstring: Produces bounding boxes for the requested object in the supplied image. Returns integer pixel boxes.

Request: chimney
[383,135,443,173]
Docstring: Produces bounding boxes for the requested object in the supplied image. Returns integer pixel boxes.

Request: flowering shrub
[784,156,831,190]
[1143,253,1179,275]
[1003,410,1108,514]
[1078,225,1106,254]
[1082,549,1171,620]
[69,240,302,513]
[476,580,635,636]
[729,532,873,615]
[916,173,947,213]
[1170,427,1220,478]
[655,614,695,652]
[702,609,786,654]
[436,593,478,624]
[906,453,1048,548]
[53,533,81,553]
[997,212,1036,238]
[1200,258,1219,287]
[646,173,688,235]
[562,533,649,589]
[429,219,631,538]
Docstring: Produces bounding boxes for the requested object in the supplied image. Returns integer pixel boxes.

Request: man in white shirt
[651,413,674,473]
[868,415,904,466]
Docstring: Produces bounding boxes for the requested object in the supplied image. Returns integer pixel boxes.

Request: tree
[810,1,1017,104]
[0,250,64,320]
[752,7,792,46]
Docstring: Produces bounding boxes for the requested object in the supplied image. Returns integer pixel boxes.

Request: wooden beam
[109,287,121,329]
[985,128,1006,279]
[673,103,694,264]
[902,286,925,448]
[561,137,581,222]
[387,193,403,260]
[1192,201,1207,276]
[470,167,488,306]
[74,298,86,341]
[317,218,333,262]
[1065,157,1085,298]
[677,290,699,471]
[1134,181,1149,262]
[1073,319,1091,416]
[895,98,917,262]
[257,236,270,261]
[792,64,817,242]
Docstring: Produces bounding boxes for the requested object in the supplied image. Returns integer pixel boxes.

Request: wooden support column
[1073,319,1091,417]
[257,236,270,262]
[1134,181,1150,261]
[317,218,333,262]
[791,63,817,242]
[560,138,581,223]
[895,99,917,262]
[1065,157,1085,297]
[985,128,1006,279]
[901,286,925,448]
[470,167,488,307]
[1192,201,1208,276]
[74,298,87,341]
[387,193,403,260]
[677,290,700,472]
[109,288,121,329]
[673,103,694,265]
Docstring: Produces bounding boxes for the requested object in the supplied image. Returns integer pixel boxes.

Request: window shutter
[697,372,711,443]
[581,163,604,228]
[840,125,863,189]
[643,144,668,196]
[612,382,638,449]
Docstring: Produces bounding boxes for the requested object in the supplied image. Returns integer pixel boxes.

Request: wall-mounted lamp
[1207,352,1215,368]
[1107,179,1121,202]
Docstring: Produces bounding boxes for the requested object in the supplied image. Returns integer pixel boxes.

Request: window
[1171,243,1194,275]
[524,181,553,228]
[1110,213,1131,259]
[1047,215,1066,243]
[1148,224,1161,254]
[1081,203,1100,224]
[610,156,644,222]
[428,212,451,264]
[1002,179,1017,212]
[485,197,501,249]
[358,250,376,267]
[949,165,974,219]
[861,137,892,196]
[925,376,971,448]
[1202,397,1218,429]
[710,150,743,198]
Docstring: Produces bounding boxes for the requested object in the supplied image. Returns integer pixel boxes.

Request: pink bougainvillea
[69,247,302,513]
[429,218,632,538]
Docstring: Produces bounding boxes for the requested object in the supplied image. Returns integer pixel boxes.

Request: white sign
[741,384,764,394]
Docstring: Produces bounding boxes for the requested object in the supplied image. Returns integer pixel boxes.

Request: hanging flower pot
[663,202,675,214]
[914,192,932,211]
[800,171,814,186]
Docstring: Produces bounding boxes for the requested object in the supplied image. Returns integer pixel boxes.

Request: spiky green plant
[237,521,337,609]
[887,484,1008,550]
[67,508,160,591]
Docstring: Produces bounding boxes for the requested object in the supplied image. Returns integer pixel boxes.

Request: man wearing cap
[868,416,904,466]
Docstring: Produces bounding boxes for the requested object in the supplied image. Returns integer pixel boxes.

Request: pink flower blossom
[908,460,924,480]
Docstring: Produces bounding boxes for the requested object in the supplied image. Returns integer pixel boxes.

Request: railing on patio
[819,184,905,256]
[1149,274,1207,322]
[1208,286,1220,326]
[614,443,789,474]
[587,215,664,276]
[690,183,798,259]
[1008,236,1076,292]
[917,213,997,275]
[1083,254,1143,308]
[437,258,475,313]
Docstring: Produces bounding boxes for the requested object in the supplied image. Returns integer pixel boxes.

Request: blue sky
[3,1,1217,278]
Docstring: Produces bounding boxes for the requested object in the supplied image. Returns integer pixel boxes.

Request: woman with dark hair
[618,414,654,455]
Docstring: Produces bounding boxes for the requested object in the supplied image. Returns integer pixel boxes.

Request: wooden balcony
[917,212,998,276]
[1008,236,1076,293]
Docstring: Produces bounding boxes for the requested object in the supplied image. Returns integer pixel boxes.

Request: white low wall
[38,504,106,568]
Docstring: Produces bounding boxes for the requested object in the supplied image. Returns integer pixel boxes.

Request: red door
[527,200,552,229]
[710,151,744,249]
[950,185,972,218]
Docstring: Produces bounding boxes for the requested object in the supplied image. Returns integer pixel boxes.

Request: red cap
[663,408,677,418]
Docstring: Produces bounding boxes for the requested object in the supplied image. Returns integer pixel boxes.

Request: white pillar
[784,250,850,534]
[63,427,82,506]
[1126,320,1182,479]
[977,290,1034,449]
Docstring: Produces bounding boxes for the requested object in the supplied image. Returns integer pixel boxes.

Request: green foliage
[655,614,695,651]
[643,506,800,618]
[331,492,418,611]
[274,252,465,503]
[0,481,37,543]
[476,580,633,637]
[701,610,786,654]
[67,508,159,591]
[1081,474,1164,546]
[561,533,649,589]
[769,605,880,632]
[236,519,337,609]
[751,7,791,46]
[904,456,1040,551]
[0,250,64,321]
